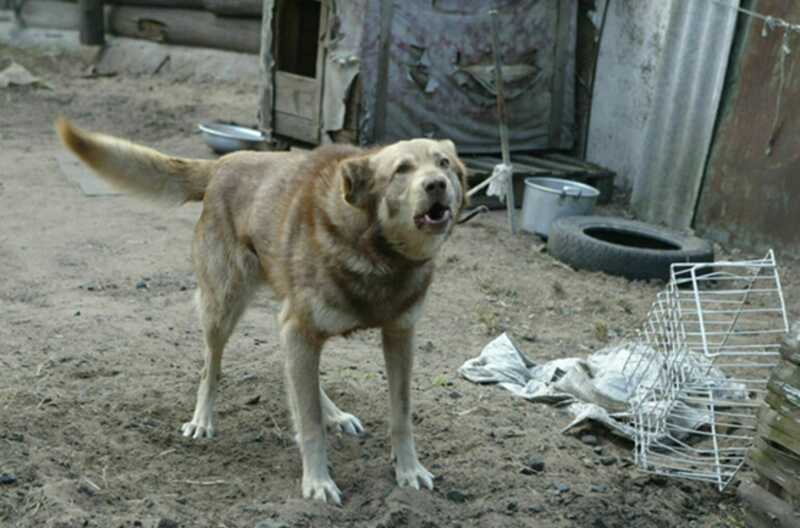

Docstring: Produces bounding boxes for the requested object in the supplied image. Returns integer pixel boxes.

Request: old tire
[547,216,714,281]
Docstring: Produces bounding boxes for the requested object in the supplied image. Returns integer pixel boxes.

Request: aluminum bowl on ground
[198,122,267,154]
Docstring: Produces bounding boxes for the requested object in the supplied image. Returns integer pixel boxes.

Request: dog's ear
[439,139,469,209]
[340,156,374,209]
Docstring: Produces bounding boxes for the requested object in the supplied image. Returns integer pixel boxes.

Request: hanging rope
[709,0,800,155]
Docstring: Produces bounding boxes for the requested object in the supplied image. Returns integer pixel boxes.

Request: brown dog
[56,119,467,504]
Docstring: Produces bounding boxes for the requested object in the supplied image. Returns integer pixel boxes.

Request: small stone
[135,281,148,290]
[591,484,609,493]
[144,316,153,321]
[528,505,544,514]
[0,474,17,485]
[521,456,545,474]
[506,501,518,513]
[446,489,468,503]
[77,483,96,496]
[245,395,261,405]
[157,520,178,528]
[74,311,81,316]
[448,391,463,399]
[600,456,617,466]
[580,434,598,446]
[593,446,603,454]
[557,483,570,494]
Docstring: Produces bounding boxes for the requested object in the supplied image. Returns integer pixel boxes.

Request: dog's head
[339,139,468,261]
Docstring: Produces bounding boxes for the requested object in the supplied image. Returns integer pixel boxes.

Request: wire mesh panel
[623,250,788,490]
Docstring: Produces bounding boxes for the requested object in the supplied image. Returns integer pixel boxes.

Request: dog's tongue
[416,205,451,229]
[425,208,451,224]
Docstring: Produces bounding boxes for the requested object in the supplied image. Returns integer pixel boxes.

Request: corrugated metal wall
[587,0,739,229]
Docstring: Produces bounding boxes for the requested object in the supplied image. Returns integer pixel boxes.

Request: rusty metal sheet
[696,1,800,254]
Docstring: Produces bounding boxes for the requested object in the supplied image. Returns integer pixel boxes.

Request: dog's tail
[55,118,214,203]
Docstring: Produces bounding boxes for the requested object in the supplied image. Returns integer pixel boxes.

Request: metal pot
[521,177,600,237]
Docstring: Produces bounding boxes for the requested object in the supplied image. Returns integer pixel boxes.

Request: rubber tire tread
[547,216,714,281]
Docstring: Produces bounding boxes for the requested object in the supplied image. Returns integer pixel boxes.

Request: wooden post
[489,9,517,234]
[258,0,276,136]
[79,0,105,45]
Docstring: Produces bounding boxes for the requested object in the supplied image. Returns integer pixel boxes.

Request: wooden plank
[781,330,800,366]
[274,71,318,120]
[738,480,798,528]
[548,0,572,148]
[765,360,800,414]
[107,1,204,8]
[513,154,583,175]
[749,437,800,501]
[756,407,800,459]
[203,0,262,16]
[107,6,261,54]
[313,0,328,141]
[19,0,81,31]
[258,0,275,135]
[274,111,318,144]
[79,0,105,45]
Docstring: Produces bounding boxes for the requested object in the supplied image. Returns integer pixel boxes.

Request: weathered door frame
[259,0,329,144]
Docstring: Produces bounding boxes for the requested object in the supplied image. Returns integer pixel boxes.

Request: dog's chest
[319,265,432,334]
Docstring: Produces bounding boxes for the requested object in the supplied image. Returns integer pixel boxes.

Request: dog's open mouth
[414,203,452,231]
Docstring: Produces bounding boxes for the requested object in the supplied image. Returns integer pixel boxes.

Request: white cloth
[458,334,746,440]
[486,163,512,203]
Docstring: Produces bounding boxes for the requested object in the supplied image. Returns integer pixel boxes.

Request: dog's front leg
[382,325,434,490]
[281,319,341,505]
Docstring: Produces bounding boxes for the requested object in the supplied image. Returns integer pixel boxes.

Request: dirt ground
[2,42,799,528]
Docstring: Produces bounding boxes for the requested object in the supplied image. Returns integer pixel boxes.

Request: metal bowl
[198,122,266,154]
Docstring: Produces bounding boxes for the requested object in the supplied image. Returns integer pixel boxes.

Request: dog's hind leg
[282,316,341,504]
[182,224,259,439]
[321,386,364,436]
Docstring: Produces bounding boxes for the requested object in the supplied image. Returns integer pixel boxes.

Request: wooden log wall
[16,0,263,54]
[739,328,800,527]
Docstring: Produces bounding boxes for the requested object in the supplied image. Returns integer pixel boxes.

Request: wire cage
[623,250,789,490]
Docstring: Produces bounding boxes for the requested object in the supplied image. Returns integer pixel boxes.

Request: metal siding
[587,0,738,230]
[631,0,739,229]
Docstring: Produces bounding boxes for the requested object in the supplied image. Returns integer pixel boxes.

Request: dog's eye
[438,157,450,170]
[396,161,414,174]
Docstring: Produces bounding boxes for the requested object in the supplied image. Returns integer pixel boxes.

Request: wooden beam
[202,0,261,17]
[106,0,261,16]
[106,1,205,8]
[18,1,81,31]
[79,0,105,45]
[107,6,261,53]
[258,0,275,134]
[549,0,572,148]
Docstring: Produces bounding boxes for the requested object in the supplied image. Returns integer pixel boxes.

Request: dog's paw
[325,411,365,437]
[181,420,215,439]
[302,475,342,505]
[395,460,434,491]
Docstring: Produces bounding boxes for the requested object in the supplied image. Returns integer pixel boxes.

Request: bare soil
[2,43,798,528]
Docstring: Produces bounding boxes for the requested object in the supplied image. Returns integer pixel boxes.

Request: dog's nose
[423,176,448,197]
